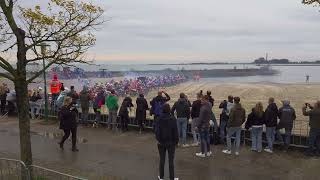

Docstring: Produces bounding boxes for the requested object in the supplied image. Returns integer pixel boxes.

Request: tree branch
[0,55,16,75]
[0,72,14,81]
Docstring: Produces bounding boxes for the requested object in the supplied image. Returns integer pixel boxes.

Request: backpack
[153,101,164,117]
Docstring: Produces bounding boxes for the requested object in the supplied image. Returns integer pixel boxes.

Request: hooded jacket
[79,89,90,110]
[277,103,296,129]
[171,98,191,119]
[150,93,170,116]
[94,91,105,109]
[155,113,179,145]
[264,103,279,127]
[245,109,265,129]
[227,103,246,128]
[119,97,133,117]
[197,101,212,129]
[191,99,202,119]
[106,94,119,111]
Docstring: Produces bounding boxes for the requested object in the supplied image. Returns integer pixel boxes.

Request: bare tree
[302,0,320,5]
[0,0,104,170]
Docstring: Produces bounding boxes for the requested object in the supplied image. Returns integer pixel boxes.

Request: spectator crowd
[0,76,320,180]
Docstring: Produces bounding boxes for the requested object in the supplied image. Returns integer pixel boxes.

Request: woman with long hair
[245,102,265,152]
[58,96,79,152]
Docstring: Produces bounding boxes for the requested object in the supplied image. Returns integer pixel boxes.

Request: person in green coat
[106,90,119,129]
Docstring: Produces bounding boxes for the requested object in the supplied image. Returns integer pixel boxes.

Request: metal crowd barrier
[35,102,311,148]
[0,158,29,180]
[31,165,87,180]
[0,158,87,180]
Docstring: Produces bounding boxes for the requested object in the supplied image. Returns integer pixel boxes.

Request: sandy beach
[143,81,319,136]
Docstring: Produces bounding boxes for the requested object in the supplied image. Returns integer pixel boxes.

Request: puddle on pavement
[31,131,88,143]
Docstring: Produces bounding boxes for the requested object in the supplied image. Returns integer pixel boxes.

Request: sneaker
[264,148,273,153]
[174,178,179,180]
[235,152,240,156]
[182,144,190,148]
[206,151,212,157]
[72,148,79,152]
[222,149,232,155]
[157,176,164,180]
[195,152,206,158]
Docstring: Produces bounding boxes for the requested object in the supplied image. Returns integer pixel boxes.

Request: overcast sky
[26,0,320,63]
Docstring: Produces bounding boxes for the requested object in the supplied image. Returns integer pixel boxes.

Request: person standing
[171,93,191,147]
[195,95,212,158]
[264,97,278,153]
[191,93,202,146]
[219,95,234,144]
[106,90,119,130]
[136,94,149,132]
[79,86,90,125]
[58,97,79,152]
[119,96,133,132]
[207,91,218,136]
[155,104,179,180]
[150,91,171,132]
[0,83,9,115]
[50,74,62,102]
[222,97,246,156]
[93,89,105,128]
[303,101,320,156]
[276,100,296,151]
[67,86,79,105]
[29,89,42,119]
[245,103,265,152]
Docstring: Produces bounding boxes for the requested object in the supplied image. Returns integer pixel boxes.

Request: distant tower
[265,53,268,61]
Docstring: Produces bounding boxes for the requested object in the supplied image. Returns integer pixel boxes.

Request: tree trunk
[14,78,32,179]
[15,28,32,179]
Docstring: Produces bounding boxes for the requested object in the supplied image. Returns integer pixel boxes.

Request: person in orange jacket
[50,74,62,102]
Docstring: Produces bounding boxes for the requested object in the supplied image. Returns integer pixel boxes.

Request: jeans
[191,118,200,144]
[177,118,188,145]
[211,112,218,132]
[251,127,263,152]
[226,127,242,152]
[108,110,118,127]
[266,127,276,150]
[158,143,175,180]
[81,108,89,124]
[30,101,40,119]
[60,128,77,149]
[219,120,227,143]
[200,128,210,154]
[276,128,292,146]
[94,108,101,123]
[308,128,320,153]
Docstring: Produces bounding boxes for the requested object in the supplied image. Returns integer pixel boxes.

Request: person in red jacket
[50,74,62,102]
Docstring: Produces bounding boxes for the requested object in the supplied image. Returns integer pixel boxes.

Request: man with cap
[276,100,296,151]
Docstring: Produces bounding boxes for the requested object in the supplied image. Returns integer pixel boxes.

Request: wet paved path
[0,118,319,180]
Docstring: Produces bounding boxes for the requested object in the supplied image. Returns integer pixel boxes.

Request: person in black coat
[155,103,179,180]
[136,94,149,132]
[264,97,278,153]
[245,102,265,152]
[119,96,134,131]
[0,83,9,115]
[58,97,79,152]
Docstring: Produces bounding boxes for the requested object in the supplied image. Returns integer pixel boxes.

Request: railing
[31,165,88,180]
[0,158,29,180]
[0,158,87,180]
[36,104,310,148]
